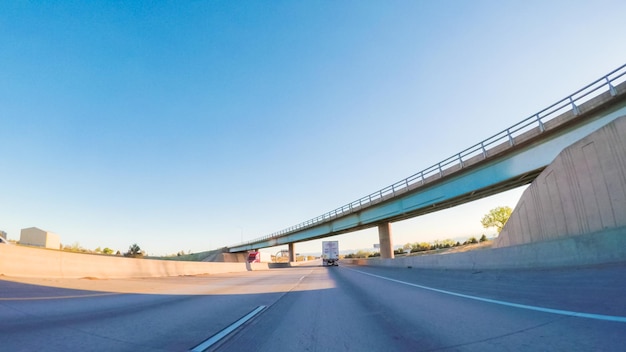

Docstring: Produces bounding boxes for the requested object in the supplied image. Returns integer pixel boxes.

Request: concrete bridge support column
[378,222,394,259]
[288,243,296,262]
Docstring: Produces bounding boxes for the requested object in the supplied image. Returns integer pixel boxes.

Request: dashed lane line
[190,305,267,352]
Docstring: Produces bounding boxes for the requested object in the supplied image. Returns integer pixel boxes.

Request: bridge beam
[228,75,626,256]
[288,243,296,262]
[378,223,394,259]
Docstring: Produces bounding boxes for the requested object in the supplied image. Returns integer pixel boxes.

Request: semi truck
[321,241,339,266]
[247,251,272,263]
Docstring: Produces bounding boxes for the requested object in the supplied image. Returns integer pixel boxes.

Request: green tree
[68,242,82,252]
[442,239,456,248]
[102,247,114,255]
[479,234,488,242]
[355,250,370,258]
[417,242,431,252]
[125,243,144,258]
[481,206,513,233]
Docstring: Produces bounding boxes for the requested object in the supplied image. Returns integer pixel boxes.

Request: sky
[2,1,626,256]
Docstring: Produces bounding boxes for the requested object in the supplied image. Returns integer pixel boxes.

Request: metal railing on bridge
[235,63,626,247]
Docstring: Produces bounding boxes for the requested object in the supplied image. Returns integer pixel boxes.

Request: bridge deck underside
[230,79,626,253]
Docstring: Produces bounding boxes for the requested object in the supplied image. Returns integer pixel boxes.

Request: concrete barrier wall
[345,226,626,270]
[4,232,625,276]
[0,245,269,279]
[495,114,626,248]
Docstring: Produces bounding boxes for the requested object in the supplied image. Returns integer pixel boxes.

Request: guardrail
[234,63,626,247]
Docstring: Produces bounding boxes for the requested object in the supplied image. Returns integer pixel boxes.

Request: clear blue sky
[2,1,626,256]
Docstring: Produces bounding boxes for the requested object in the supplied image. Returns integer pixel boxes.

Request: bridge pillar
[378,223,394,259]
[288,243,296,262]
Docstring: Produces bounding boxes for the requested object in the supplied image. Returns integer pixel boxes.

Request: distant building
[0,230,6,240]
[20,227,61,249]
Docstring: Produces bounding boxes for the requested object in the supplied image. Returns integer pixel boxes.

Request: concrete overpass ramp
[229,64,626,260]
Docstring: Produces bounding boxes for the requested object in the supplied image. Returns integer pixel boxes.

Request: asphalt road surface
[1,261,625,351]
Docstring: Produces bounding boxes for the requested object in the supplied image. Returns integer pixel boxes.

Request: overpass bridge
[229,64,626,260]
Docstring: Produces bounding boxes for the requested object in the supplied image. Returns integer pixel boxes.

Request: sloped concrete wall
[218,252,248,262]
[345,225,626,270]
[0,244,268,279]
[494,115,626,248]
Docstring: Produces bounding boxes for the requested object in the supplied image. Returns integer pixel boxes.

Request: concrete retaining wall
[346,226,626,270]
[0,245,268,279]
[495,114,626,248]
[4,230,625,276]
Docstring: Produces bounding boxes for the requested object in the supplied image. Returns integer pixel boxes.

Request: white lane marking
[190,305,266,352]
[0,292,120,301]
[347,267,626,323]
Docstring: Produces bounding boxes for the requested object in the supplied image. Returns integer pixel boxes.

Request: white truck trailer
[322,241,339,266]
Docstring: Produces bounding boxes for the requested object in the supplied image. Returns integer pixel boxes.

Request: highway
[1,261,625,351]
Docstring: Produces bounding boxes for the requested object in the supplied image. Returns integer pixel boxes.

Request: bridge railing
[235,63,626,247]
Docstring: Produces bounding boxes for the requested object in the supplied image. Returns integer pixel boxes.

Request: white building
[20,227,61,249]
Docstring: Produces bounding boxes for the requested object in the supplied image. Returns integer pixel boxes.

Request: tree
[465,236,478,244]
[481,206,513,233]
[102,247,114,255]
[125,243,144,258]
[479,234,488,242]
[413,242,430,252]
[355,250,370,258]
[442,239,456,248]
[64,242,83,252]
